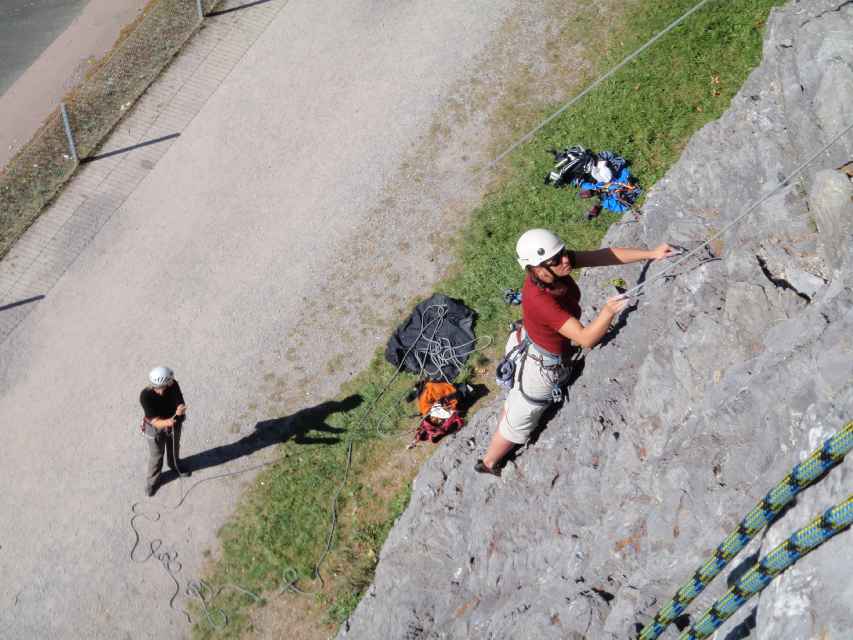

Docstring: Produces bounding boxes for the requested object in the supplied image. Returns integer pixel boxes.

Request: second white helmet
[149,366,174,387]
[516,229,565,270]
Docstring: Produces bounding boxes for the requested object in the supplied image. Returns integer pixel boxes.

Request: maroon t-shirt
[521,273,582,355]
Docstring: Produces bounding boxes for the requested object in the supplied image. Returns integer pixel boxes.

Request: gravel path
[0,0,574,637]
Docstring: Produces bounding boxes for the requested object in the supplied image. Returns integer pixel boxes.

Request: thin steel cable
[489,0,716,168]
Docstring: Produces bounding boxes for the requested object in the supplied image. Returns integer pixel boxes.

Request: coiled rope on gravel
[130,430,275,627]
[678,495,853,640]
[639,421,853,640]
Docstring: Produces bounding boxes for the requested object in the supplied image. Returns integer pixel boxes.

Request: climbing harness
[679,495,853,640]
[410,411,465,448]
[495,323,572,406]
[407,381,468,448]
[638,421,853,640]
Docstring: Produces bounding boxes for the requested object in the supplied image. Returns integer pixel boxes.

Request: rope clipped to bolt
[638,421,853,640]
[618,120,853,302]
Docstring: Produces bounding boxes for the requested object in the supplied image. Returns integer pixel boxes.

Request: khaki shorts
[497,330,570,444]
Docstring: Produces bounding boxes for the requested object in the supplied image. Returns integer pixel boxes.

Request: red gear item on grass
[413,411,464,445]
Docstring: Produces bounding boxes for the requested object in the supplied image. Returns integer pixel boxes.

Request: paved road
[0,0,88,96]
[0,0,532,637]
[0,0,148,168]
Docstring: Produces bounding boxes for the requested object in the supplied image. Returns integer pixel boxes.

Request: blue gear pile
[544,146,642,215]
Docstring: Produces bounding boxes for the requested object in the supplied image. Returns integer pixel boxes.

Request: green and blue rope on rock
[679,494,853,640]
[639,421,853,640]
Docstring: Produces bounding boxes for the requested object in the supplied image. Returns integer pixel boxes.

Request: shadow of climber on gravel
[173,394,363,477]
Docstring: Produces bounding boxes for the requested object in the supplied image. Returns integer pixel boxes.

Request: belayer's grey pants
[145,424,182,491]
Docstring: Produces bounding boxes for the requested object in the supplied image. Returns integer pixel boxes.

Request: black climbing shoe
[146,485,156,497]
[474,459,502,477]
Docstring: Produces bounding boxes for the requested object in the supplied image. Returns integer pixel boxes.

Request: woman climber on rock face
[475,228,675,476]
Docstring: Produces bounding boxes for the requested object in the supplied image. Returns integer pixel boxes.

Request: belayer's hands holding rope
[167,404,187,432]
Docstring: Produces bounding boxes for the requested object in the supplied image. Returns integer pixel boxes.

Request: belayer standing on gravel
[140,366,190,496]
[475,229,675,476]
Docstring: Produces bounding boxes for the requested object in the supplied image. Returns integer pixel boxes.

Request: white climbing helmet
[149,366,174,387]
[516,229,565,269]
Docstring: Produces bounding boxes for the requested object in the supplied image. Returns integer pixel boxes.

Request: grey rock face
[340,2,853,638]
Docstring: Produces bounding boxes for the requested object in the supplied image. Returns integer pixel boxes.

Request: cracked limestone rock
[339,2,853,638]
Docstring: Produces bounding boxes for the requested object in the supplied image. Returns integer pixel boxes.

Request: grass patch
[192,0,785,638]
[192,361,425,639]
[0,0,221,259]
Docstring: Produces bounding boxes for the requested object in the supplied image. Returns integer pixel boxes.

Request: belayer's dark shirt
[140,382,185,420]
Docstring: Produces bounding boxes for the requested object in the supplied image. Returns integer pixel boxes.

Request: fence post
[59,103,79,163]
[196,0,204,20]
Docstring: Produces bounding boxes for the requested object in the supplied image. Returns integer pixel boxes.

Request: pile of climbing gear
[407,381,472,448]
[638,421,853,640]
[386,294,490,448]
[545,145,642,218]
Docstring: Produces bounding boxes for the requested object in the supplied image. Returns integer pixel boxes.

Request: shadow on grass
[177,394,363,475]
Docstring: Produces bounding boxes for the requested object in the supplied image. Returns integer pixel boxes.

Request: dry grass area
[0,0,220,259]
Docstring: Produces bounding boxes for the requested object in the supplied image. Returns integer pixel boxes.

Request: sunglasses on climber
[542,248,569,268]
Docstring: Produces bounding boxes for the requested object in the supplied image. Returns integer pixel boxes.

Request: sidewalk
[0,0,521,636]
